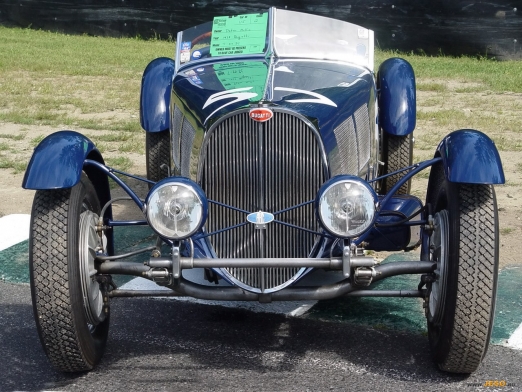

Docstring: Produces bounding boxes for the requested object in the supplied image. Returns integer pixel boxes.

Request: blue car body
[23,7,504,294]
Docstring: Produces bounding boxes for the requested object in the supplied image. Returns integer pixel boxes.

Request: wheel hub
[79,210,106,325]
[427,210,449,325]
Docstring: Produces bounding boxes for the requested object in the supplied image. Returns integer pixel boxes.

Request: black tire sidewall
[424,163,498,370]
[68,175,109,366]
[425,168,461,363]
[29,175,109,371]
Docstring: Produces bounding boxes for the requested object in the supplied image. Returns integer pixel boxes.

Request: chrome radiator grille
[199,110,326,292]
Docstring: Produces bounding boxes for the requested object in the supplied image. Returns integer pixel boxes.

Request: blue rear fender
[140,57,175,133]
[378,57,416,136]
[437,129,505,184]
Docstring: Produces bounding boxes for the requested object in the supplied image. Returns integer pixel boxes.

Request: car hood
[172,58,374,130]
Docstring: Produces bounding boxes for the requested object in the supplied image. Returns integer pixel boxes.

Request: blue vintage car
[23,8,504,374]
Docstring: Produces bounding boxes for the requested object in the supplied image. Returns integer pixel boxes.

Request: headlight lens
[146,180,206,240]
[317,177,377,238]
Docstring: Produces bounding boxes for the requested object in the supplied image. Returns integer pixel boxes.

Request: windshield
[273,9,373,70]
[175,8,373,71]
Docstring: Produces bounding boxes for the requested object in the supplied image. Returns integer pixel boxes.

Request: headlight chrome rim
[316,175,377,238]
[146,178,207,240]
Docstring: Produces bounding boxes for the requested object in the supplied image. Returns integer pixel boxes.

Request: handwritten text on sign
[210,13,268,57]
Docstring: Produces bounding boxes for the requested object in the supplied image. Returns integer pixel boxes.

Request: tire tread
[439,184,497,373]
[31,189,91,372]
[382,133,413,194]
[146,130,170,183]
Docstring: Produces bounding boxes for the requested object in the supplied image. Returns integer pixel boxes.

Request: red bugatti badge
[249,108,273,122]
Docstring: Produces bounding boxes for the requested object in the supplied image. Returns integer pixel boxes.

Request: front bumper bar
[101,259,435,301]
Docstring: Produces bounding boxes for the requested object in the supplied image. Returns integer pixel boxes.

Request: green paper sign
[210,13,268,57]
[214,62,268,102]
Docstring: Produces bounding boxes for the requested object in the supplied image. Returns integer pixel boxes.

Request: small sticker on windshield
[358,28,369,39]
[180,41,192,63]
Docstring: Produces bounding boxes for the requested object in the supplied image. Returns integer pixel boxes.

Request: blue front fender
[437,129,505,184]
[140,57,175,133]
[23,130,114,254]
[22,131,104,190]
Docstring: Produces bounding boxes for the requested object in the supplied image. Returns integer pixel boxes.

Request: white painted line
[506,322,522,350]
[119,277,317,316]
[287,303,316,317]
[119,277,171,292]
[0,214,31,251]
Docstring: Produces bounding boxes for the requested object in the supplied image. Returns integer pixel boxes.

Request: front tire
[29,174,110,372]
[423,163,499,373]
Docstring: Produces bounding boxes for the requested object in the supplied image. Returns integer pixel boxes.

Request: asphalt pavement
[1,280,521,392]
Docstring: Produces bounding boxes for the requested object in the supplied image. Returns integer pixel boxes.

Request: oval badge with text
[247,211,275,225]
[249,108,273,122]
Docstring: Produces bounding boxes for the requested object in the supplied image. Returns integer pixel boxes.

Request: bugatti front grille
[200,110,326,292]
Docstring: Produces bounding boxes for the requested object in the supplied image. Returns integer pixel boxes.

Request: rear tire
[146,130,171,186]
[29,174,110,372]
[381,133,413,194]
[423,163,499,373]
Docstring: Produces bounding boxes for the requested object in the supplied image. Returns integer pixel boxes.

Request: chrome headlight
[146,178,207,240]
[317,176,377,238]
